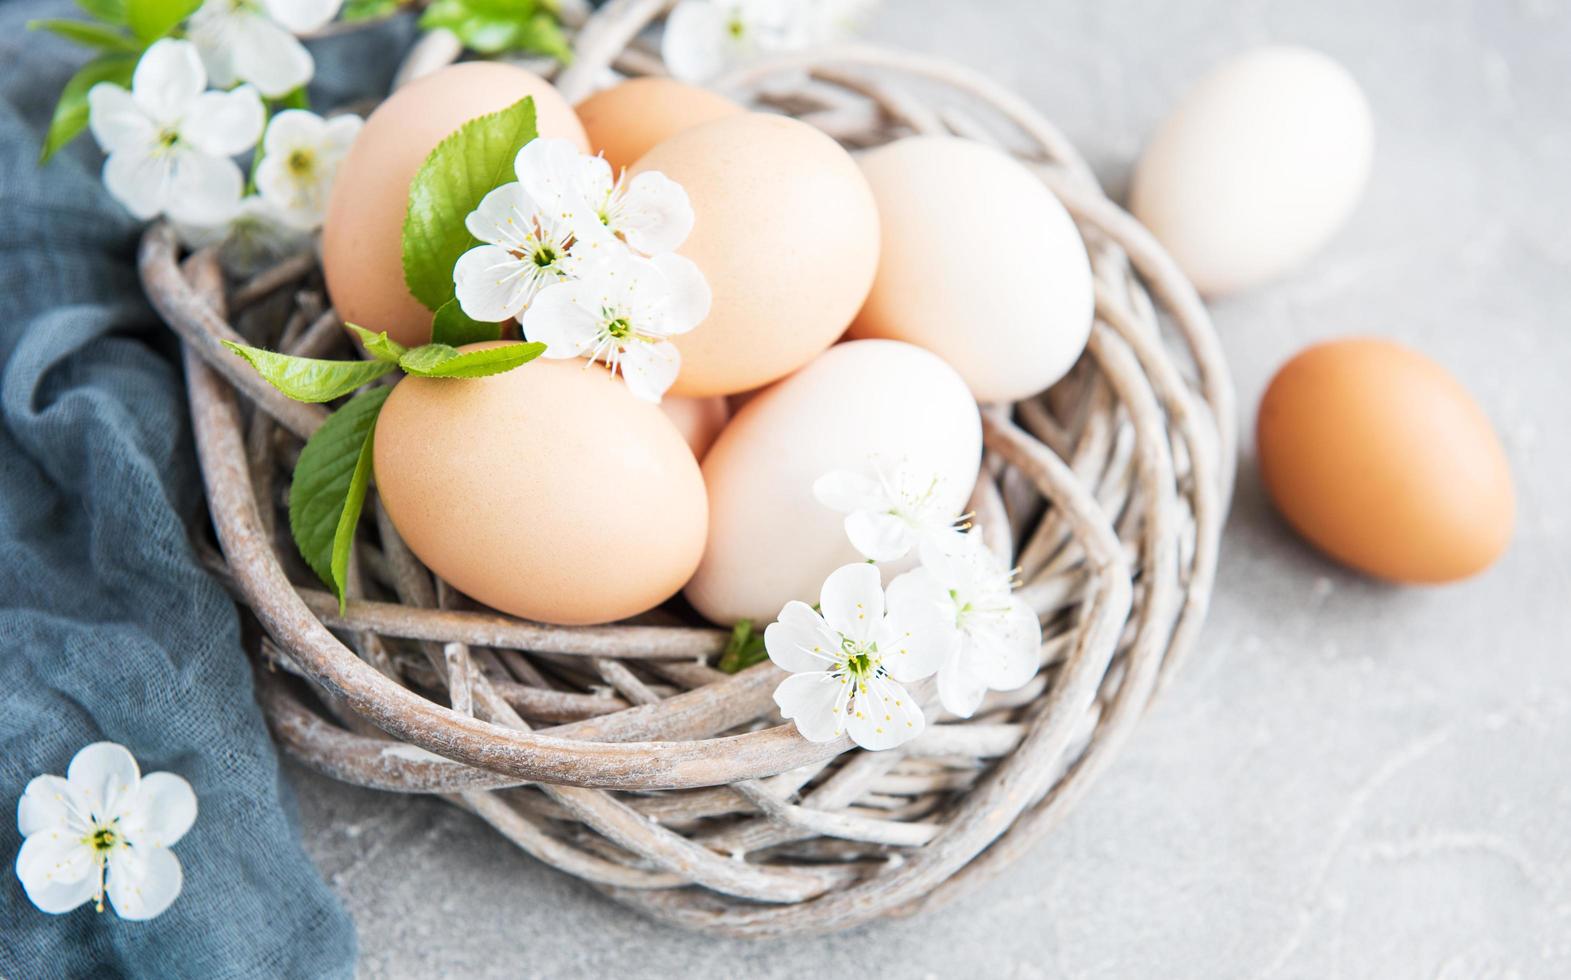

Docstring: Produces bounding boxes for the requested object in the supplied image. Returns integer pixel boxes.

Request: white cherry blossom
[87,39,263,226]
[764,563,948,750]
[520,251,710,402]
[187,0,342,98]
[254,109,362,230]
[15,742,196,920]
[452,180,580,323]
[175,195,312,276]
[814,458,967,562]
[517,137,694,256]
[662,0,876,82]
[886,532,1042,719]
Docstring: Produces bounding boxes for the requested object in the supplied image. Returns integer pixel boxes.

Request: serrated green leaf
[718,620,769,674]
[402,95,537,313]
[125,0,200,41]
[431,297,502,347]
[345,324,408,364]
[76,0,128,25]
[290,387,390,611]
[28,18,143,51]
[401,341,546,378]
[222,340,397,402]
[513,10,572,61]
[38,53,138,165]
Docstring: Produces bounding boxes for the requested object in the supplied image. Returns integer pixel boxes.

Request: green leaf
[398,341,545,379]
[513,10,572,61]
[28,18,143,51]
[221,341,397,403]
[277,86,310,110]
[345,324,408,364]
[289,387,391,611]
[340,0,399,20]
[125,0,200,41]
[38,53,138,165]
[431,298,503,347]
[76,0,128,24]
[402,95,537,313]
[718,620,770,674]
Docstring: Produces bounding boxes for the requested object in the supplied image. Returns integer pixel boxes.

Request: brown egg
[659,395,730,460]
[631,113,881,397]
[575,77,741,175]
[1257,338,1514,583]
[322,63,590,350]
[374,349,707,625]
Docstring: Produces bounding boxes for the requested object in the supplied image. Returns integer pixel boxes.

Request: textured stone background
[291,1,1571,976]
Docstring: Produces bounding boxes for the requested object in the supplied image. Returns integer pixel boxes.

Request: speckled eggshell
[322,63,590,349]
[575,77,742,175]
[1130,46,1374,297]
[848,136,1094,403]
[686,339,982,625]
[631,113,881,397]
[374,349,707,625]
[1257,337,1514,584]
[660,395,730,460]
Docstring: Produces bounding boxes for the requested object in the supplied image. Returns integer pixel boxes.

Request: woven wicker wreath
[137,0,1235,938]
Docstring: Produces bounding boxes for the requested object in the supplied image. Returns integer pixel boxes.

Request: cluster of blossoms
[86,13,360,272]
[663,0,877,82]
[765,459,1044,751]
[453,138,710,402]
[16,743,196,920]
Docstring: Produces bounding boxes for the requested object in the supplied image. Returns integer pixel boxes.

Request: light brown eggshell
[659,395,730,460]
[575,77,742,175]
[374,349,707,625]
[631,113,881,397]
[1256,337,1514,584]
[322,63,590,350]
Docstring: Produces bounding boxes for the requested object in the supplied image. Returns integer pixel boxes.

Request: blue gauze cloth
[0,5,413,976]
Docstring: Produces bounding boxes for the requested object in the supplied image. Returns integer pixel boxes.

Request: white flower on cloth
[517,137,694,256]
[15,742,196,920]
[764,563,947,750]
[520,251,711,402]
[254,109,362,230]
[187,0,342,98]
[814,458,966,563]
[87,39,264,226]
[175,195,313,276]
[887,532,1042,719]
[662,0,876,82]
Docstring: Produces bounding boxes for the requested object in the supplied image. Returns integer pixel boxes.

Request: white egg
[686,340,982,626]
[1129,45,1374,296]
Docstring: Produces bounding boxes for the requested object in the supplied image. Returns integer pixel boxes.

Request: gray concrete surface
[290,1,1571,976]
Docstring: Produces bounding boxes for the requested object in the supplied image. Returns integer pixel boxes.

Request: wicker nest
[138,0,1235,937]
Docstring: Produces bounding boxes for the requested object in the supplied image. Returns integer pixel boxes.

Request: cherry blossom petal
[454,244,534,323]
[229,16,315,98]
[875,592,954,684]
[67,742,141,818]
[764,600,840,674]
[618,170,695,254]
[818,562,883,643]
[261,107,323,156]
[969,601,1042,691]
[845,510,913,562]
[936,651,989,718]
[18,870,99,916]
[618,340,681,402]
[18,775,90,838]
[164,151,245,227]
[321,113,363,154]
[103,151,172,219]
[813,470,884,513]
[122,772,197,848]
[648,253,711,334]
[516,137,603,232]
[16,828,95,889]
[184,85,264,157]
[262,0,342,34]
[86,84,153,155]
[772,671,845,743]
[132,39,205,126]
[464,182,536,247]
[845,675,924,750]
[662,0,729,83]
[106,845,183,921]
[519,279,602,356]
